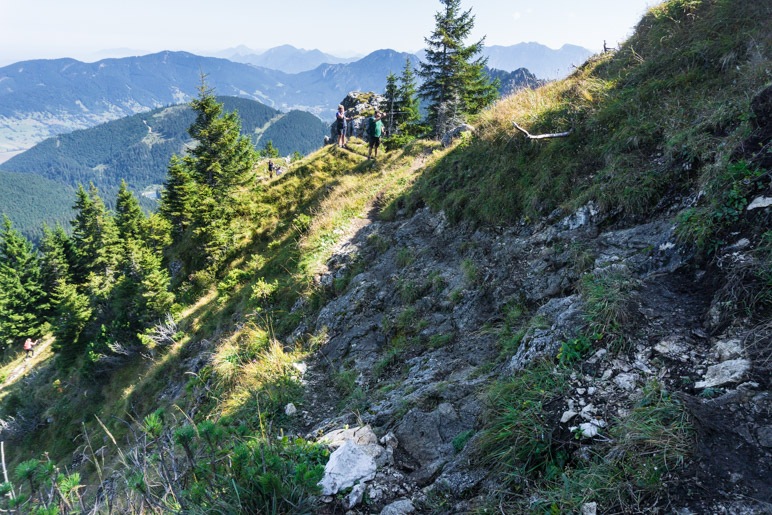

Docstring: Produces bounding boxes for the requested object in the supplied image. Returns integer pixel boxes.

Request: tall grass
[409,0,770,226]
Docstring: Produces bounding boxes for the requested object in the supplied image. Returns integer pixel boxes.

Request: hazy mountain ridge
[0,43,591,156]
[227,44,357,73]
[483,42,593,80]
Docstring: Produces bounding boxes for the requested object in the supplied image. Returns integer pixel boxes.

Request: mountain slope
[1,1,770,513]
[0,171,75,242]
[0,96,328,237]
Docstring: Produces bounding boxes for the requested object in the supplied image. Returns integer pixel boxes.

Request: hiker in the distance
[336,104,350,148]
[23,337,37,359]
[268,159,274,177]
[367,110,386,160]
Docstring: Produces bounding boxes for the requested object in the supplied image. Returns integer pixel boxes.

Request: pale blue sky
[0,0,659,65]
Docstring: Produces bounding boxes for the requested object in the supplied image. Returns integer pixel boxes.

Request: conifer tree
[418,0,498,137]
[188,81,258,195]
[160,155,198,237]
[39,224,75,318]
[115,180,146,242]
[160,80,259,282]
[0,216,45,346]
[70,184,120,284]
[397,58,421,135]
[50,280,92,363]
[261,140,280,159]
[111,185,174,333]
[383,72,400,135]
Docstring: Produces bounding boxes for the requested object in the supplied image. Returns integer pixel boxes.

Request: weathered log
[512,121,572,139]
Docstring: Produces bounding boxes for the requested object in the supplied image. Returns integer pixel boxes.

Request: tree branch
[512,121,573,139]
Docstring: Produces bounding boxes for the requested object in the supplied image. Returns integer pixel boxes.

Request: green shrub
[478,361,570,482]
[531,382,692,513]
[580,268,637,347]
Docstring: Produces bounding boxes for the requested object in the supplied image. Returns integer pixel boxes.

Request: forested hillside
[0,97,326,191]
[0,96,328,238]
[0,1,769,513]
[0,171,75,242]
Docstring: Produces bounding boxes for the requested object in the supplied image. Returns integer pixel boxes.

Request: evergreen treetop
[418,0,498,137]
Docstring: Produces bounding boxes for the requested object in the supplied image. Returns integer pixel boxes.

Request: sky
[0,0,660,66]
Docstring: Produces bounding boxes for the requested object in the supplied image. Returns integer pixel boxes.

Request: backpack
[367,116,377,137]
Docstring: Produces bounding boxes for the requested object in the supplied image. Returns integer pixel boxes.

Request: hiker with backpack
[367,111,386,160]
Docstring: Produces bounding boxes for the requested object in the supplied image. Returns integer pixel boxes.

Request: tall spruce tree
[383,72,400,135]
[160,80,259,282]
[39,224,74,319]
[0,216,45,346]
[418,0,498,137]
[70,184,120,286]
[397,58,421,136]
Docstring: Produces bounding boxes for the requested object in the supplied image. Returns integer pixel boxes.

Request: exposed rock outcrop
[298,193,771,513]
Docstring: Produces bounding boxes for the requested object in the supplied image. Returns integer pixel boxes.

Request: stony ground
[293,178,772,514]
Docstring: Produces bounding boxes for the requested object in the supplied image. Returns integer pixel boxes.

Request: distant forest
[0,97,328,194]
[0,97,329,239]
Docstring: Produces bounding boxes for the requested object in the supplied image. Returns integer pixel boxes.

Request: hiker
[367,111,386,160]
[268,159,274,177]
[23,338,37,359]
[336,104,350,148]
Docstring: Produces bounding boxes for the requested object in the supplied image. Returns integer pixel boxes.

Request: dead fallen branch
[512,121,572,140]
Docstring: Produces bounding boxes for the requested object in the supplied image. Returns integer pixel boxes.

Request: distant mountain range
[225,44,357,73]
[483,43,593,80]
[218,43,591,79]
[0,50,419,158]
[0,43,592,159]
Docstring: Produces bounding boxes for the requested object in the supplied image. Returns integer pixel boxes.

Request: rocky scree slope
[292,99,772,513]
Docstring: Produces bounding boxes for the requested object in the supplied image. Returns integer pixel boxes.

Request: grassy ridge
[409,0,770,227]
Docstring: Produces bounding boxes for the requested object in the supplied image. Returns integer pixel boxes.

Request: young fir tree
[397,58,421,136]
[261,140,280,159]
[383,72,400,136]
[160,81,259,282]
[115,179,146,242]
[70,184,120,288]
[50,280,92,364]
[111,186,174,334]
[160,155,198,238]
[418,0,498,138]
[39,224,74,319]
[0,216,45,347]
[188,81,258,195]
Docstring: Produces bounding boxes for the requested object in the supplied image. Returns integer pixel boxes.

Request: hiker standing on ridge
[367,111,386,160]
[268,159,274,177]
[336,104,351,148]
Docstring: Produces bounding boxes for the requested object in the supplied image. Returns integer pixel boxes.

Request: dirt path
[2,339,51,388]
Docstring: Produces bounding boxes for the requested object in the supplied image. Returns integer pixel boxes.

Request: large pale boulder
[318,439,377,495]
